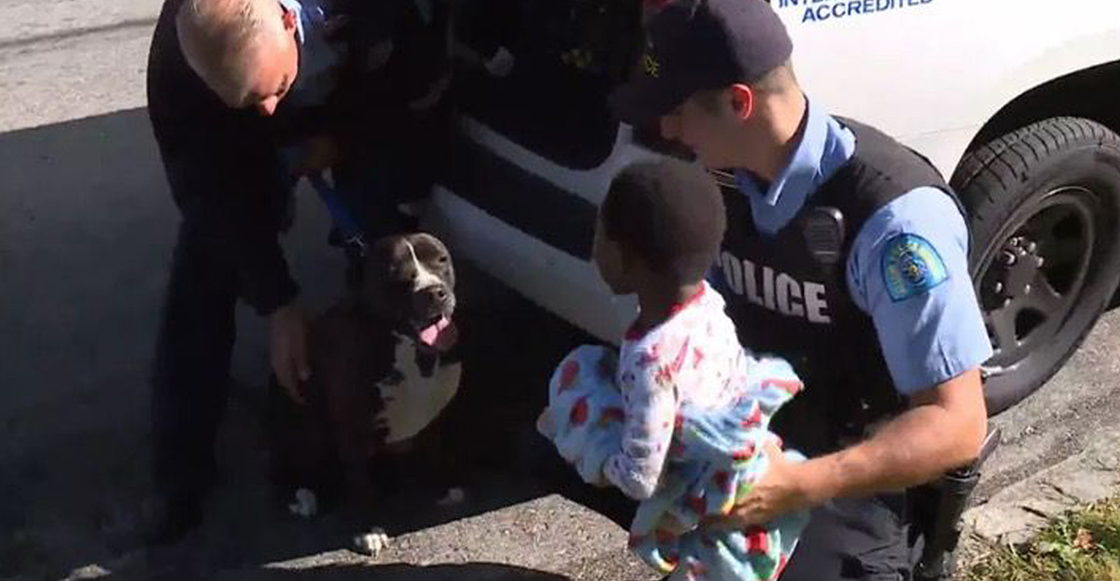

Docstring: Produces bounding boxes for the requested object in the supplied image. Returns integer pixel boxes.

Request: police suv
[425,0,1120,415]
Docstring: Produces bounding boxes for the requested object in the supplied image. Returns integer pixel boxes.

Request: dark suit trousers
[150,227,239,501]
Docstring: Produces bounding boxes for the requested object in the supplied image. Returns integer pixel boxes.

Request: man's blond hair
[176,0,272,105]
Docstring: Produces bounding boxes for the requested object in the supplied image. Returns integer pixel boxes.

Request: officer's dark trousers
[778,494,912,581]
[150,227,239,503]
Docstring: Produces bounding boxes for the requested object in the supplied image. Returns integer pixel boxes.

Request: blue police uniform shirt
[724,100,993,395]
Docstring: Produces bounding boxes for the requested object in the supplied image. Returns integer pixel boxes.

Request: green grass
[966,496,1120,581]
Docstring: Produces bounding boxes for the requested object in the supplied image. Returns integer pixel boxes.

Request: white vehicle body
[425,0,1120,345]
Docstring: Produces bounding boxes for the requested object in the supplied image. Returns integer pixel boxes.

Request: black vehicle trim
[441,134,598,261]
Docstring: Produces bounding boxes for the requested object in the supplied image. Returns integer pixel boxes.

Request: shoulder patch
[881,233,949,302]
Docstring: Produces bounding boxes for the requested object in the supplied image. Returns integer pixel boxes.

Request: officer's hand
[271,303,310,405]
[710,442,814,528]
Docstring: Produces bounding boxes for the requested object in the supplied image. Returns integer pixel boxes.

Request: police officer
[145,0,451,543]
[609,0,991,578]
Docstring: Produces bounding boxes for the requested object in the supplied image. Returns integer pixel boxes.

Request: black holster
[909,427,1001,580]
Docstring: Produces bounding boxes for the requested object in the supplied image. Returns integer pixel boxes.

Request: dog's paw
[436,487,466,507]
[352,527,390,558]
[287,488,318,519]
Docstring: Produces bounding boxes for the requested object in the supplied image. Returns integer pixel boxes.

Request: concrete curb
[957,421,1120,571]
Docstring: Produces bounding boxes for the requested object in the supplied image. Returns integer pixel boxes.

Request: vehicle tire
[951,117,1120,415]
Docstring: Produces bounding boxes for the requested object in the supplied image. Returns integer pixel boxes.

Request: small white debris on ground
[437,487,466,507]
[287,488,318,519]
[352,527,390,558]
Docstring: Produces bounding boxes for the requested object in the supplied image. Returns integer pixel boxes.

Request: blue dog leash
[308,171,367,256]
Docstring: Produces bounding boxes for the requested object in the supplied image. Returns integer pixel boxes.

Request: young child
[537,159,810,581]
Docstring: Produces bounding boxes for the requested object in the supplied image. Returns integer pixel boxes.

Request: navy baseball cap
[610,0,793,125]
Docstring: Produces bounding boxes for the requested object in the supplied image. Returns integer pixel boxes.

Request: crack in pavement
[1043,480,1078,503]
[0,17,155,51]
[1018,505,1054,521]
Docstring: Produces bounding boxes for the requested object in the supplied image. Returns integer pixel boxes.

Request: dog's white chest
[374,335,461,443]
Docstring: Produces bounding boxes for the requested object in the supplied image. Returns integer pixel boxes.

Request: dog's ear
[408,232,447,252]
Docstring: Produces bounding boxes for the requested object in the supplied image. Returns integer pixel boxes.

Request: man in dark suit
[145,0,452,543]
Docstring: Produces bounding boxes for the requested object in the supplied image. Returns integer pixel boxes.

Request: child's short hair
[600,159,726,285]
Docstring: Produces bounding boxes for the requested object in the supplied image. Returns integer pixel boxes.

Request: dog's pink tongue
[419,317,457,351]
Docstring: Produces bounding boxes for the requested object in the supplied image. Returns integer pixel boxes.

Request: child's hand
[536,408,557,439]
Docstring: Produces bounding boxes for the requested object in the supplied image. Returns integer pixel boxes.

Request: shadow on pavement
[72,558,573,580]
[213,562,570,581]
[0,107,610,580]
[238,563,571,580]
